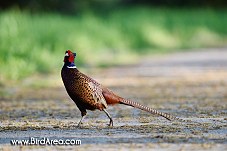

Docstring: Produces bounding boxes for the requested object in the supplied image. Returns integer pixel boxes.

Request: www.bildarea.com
[11,137,81,146]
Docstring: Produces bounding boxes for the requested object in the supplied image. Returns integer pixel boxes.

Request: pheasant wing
[88,82,108,109]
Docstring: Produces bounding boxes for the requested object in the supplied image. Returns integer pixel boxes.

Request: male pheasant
[61,50,183,126]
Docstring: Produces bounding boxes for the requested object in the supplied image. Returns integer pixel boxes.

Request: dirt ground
[0,48,227,150]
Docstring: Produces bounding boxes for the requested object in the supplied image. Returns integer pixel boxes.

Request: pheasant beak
[65,52,76,57]
[65,53,69,56]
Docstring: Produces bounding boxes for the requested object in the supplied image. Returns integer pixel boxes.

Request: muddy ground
[0,48,227,150]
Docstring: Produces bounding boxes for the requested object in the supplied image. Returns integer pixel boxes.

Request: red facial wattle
[69,55,74,63]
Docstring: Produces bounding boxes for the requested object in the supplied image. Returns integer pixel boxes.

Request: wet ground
[0,48,227,150]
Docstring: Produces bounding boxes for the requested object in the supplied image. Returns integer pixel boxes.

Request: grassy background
[0,7,227,83]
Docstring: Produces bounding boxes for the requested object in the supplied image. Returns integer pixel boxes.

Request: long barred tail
[120,99,185,122]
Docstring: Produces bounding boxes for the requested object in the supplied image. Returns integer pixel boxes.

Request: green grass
[0,7,227,83]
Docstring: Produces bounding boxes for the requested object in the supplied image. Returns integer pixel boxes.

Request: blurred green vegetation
[0,7,227,83]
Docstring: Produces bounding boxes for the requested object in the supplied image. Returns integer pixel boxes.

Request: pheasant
[61,50,183,126]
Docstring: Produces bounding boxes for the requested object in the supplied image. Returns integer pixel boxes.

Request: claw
[108,119,113,127]
[77,115,85,127]
[103,109,113,127]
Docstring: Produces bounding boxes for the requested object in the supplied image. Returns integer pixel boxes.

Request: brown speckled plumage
[61,67,107,112]
[61,50,185,126]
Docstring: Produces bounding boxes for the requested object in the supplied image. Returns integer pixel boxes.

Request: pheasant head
[64,50,77,68]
